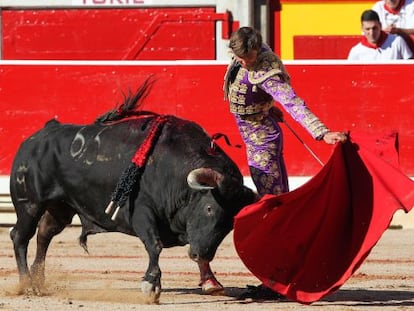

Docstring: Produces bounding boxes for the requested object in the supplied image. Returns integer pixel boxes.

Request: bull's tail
[95,75,157,124]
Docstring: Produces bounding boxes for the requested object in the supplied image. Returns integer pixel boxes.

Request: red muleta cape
[233,131,414,304]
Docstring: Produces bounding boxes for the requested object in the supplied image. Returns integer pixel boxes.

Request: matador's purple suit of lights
[223,44,330,196]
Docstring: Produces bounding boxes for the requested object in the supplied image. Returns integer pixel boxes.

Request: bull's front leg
[197,260,225,295]
[141,238,162,304]
[130,206,163,303]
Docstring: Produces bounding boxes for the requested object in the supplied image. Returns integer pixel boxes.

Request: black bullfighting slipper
[238,284,285,300]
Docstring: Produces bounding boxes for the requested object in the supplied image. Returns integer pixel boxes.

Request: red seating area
[294,34,414,59]
[293,35,361,59]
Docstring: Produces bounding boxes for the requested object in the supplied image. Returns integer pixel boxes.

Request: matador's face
[234,50,258,70]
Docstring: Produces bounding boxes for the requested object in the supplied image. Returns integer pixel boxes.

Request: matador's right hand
[323,132,347,144]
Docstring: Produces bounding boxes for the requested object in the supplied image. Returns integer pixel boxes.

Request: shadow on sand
[163,286,414,307]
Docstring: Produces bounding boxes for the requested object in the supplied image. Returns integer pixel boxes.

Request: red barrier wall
[1,8,222,60]
[1,61,413,177]
[293,36,360,59]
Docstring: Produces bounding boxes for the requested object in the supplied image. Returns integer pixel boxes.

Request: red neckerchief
[384,0,405,14]
[361,31,388,49]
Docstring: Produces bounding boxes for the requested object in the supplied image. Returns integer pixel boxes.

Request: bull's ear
[187,168,224,190]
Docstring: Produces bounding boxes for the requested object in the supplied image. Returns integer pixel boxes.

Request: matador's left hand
[323,132,347,144]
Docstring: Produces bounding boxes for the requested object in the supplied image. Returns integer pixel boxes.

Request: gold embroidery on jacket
[228,50,289,116]
[248,51,290,84]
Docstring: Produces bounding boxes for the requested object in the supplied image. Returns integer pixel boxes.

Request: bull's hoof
[30,269,46,295]
[200,278,225,296]
[17,279,48,296]
[17,276,32,295]
[141,280,161,304]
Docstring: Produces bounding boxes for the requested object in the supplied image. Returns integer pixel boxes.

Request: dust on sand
[1,226,414,311]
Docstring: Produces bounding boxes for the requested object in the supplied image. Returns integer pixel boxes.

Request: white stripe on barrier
[0,175,309,196]
[1,175,414,228]
[0,176,8,194]
[0,60,412,66]
[0,59,229,66]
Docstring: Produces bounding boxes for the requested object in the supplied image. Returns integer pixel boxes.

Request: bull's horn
[187,168,224,190]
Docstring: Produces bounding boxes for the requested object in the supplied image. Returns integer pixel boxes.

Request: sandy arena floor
[0,225,413,311]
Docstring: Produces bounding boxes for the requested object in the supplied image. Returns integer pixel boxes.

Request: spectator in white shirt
[373,0,414,52]
[348,9,413,60]
[373,0,414,38]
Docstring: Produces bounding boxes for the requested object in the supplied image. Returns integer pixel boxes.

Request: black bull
[9,81,257,303]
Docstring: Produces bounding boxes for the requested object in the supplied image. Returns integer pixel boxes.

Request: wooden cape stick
[282,120,324,166]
